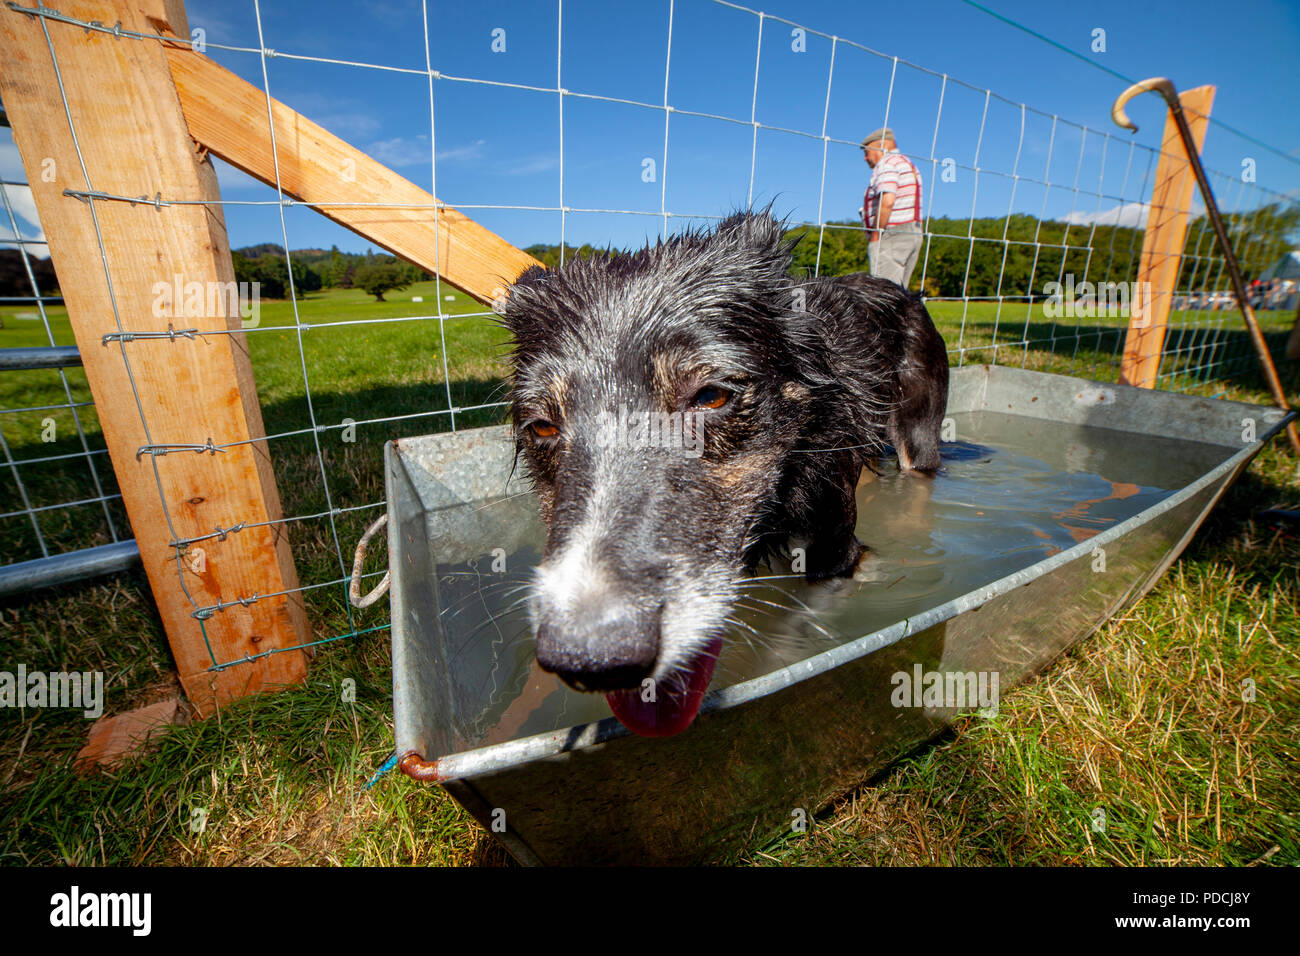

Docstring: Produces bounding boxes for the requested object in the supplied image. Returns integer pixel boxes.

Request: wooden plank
[76,696,187,772]
[162,44,541,304]
[0,0,310,716]
[1119,86,1215,389]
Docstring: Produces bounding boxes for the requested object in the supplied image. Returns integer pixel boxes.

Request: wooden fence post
[0,0,310,716]
[1119,85,1215,389]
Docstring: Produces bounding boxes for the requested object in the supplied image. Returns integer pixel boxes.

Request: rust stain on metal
[399,750,444,782]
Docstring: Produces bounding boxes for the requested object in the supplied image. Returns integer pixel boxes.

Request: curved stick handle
[1111,76,1178,132]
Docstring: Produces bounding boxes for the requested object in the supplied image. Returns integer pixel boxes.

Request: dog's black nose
[534,606,660,692]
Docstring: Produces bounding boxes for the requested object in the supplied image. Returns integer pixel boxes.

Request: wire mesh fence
[0,164,127,574]
[1,0,1296,677]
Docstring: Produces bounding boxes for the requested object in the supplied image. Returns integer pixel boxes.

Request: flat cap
[860,127,895,148]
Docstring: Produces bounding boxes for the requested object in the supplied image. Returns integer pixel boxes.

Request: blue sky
[4,0,1299,255]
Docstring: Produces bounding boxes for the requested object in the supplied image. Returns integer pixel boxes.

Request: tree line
[0,245,430,302]
[523,202,1298,299]
[3,202,1292,302]
[0,249,59,300]
[230,245,430,301]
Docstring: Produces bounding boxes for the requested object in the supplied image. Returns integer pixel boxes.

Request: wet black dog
[499,211,948,735]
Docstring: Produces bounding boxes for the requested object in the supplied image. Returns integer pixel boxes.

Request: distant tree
[401,261,428,284]
[227,199,1298,304]
[320,246,348,287]
[255,253,290,299]
[293,259,322,296]
[354,262,410,301]
[1182,201,1299,284]
[0,249,59,297]
[233,242,283,259]
[522,243,606,269]
[233,251,282,299]
[230,252,319,299]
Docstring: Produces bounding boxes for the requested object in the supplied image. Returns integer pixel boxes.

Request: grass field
[1,280,1297,866]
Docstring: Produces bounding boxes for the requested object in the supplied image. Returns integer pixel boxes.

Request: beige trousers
[868,221,923,290]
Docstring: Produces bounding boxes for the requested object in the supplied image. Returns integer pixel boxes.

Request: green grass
[0,281,513,568]
[0,282,1297,866]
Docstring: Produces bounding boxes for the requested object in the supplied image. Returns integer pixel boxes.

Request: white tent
[1259,250,1300,281]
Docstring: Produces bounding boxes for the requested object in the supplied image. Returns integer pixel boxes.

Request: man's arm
[869,191,897,241]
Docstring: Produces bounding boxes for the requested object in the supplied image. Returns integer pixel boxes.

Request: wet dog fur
[499,210,948,696]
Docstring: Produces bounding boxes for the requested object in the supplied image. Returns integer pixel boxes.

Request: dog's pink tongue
[606,638,722,737]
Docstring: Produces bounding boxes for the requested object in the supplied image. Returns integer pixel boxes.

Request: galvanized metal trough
[382,364,1291,865]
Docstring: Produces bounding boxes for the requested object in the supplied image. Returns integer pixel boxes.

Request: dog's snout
[534,603,660,692]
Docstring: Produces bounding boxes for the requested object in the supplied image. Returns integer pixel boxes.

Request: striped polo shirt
[863,150,923,229]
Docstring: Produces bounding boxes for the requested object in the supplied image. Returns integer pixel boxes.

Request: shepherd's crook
[1112,77,1299,455]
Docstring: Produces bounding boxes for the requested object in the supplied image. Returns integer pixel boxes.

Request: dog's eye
[690,385,730,410]
[529,420,560,440]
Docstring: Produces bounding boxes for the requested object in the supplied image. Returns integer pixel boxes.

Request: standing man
[860,127,924,290]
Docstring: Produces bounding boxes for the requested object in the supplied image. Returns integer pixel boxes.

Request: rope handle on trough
[349,514,390,609]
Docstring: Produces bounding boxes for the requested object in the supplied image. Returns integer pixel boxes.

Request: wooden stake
[0,0,309,716]
[1119,85,1215,389]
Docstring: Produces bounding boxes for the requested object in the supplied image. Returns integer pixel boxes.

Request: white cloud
[1062,201,1149,228]
[1064,193,1213,228]
[367,136,487,168]
[315,112,384,141]
[182,0,238,44]
[500,154,561,176]
[366,135,430,168]
[437,139,487,163]
[268,91,386,141]
[362,0,421,20]
[0,153,48,245]
[0,140,26,181]
[209,155,276,194]
[0,226,48,251]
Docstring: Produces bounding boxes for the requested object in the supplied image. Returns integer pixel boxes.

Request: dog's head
[499,211,833,735]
